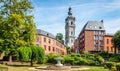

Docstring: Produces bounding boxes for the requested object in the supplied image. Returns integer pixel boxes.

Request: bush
[111,66,117,71]
[63,55,74,65]
[109,54,120,62]
[47,53,59,64]
[76,57,87,65]
[104,62,116,69]
[116,63,120,71]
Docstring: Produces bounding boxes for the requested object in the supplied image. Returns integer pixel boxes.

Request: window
[100,46,103,51]
[111,47,113,52]
[99,26,102,29]
[71,39,73,43]
[94,31,98,35]
[94,35,98,40]
[71,31,73,35]
[99,36,103,40]
[71,22,73,25]
[44,45,46,50]
[36,44,39,46]
[36,37,39,42]
[49,46,51,51]
[47,34,49,36]
[44,37,46,42]
[107,39,109,44]
[94,46,98,51]
[66,23,68,25]
[53,47,55,51]
[107,47,109,52]
[48,39,51,43]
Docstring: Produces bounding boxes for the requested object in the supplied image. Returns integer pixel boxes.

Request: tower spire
[68,6,72,15]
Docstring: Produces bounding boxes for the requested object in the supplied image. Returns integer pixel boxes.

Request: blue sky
[31,0,120,38]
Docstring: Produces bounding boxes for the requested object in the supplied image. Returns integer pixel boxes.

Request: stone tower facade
[65,7,75,47]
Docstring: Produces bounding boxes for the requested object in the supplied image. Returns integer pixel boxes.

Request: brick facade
[36,34,66,55]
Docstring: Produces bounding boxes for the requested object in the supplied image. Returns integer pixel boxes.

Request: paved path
[28,66,90,71]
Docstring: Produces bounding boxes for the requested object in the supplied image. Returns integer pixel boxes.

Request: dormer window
[47,33,49,36]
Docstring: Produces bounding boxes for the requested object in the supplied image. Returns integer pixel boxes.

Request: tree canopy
[0,0,36,62]
[112,30,120,54]
[17,46,45,66]
[56,33,64,44]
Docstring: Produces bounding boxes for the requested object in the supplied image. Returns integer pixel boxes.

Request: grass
[75,66,109,71]
[0,64,110,71]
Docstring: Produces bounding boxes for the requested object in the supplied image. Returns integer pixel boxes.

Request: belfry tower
[65,7,75,47]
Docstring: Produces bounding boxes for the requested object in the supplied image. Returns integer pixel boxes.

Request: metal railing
[0,67,8,71]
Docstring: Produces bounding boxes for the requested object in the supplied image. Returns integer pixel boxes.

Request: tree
[56,33,64,44]
[18,46,45,66]
[0,0,36,63]
[112,30,120,54]
[66,46,71,54]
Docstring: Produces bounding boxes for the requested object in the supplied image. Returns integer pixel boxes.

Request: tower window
[71,39,73,43]
[66,23,68,25]
[71,22,73,25]
[99,26,102,29]
[71,31,73,35]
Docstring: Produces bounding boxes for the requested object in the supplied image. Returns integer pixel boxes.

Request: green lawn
[0,64,110,71]
[76,66,109,71]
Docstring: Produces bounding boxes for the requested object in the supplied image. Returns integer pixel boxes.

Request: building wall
[84,30,94,51]
[104,35,117,53]
[75,30,105,53]
[36,34,66,55]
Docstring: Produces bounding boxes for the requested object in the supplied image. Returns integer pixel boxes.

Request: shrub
[63,55,74,65]
[95,54,104,64]
[104,62,116,69]
[116,63,120,71]
[76,57,87,65]
[47,53,59,64]
[111,66,117,71]
[109,54,120,62]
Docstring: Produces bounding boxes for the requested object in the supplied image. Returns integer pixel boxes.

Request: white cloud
[32,1,120,37]
[105,18,120,34]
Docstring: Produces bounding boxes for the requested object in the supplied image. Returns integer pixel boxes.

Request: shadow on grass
[7,65,37,67]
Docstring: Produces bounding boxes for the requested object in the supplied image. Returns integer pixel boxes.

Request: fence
[0,67,8,71]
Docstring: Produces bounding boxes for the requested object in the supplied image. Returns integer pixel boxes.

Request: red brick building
[74,20,119,53]
[104,34,119,53]
[36,29,66,55]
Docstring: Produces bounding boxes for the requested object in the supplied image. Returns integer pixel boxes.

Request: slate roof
[37,29,55,39]
[82,21,105,31]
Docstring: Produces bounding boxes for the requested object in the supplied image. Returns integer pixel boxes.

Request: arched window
[71,22,73,25]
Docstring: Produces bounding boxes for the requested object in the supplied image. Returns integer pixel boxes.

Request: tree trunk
[114,47,117,54]
[9,55,12,64]
[30,59,33,66]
